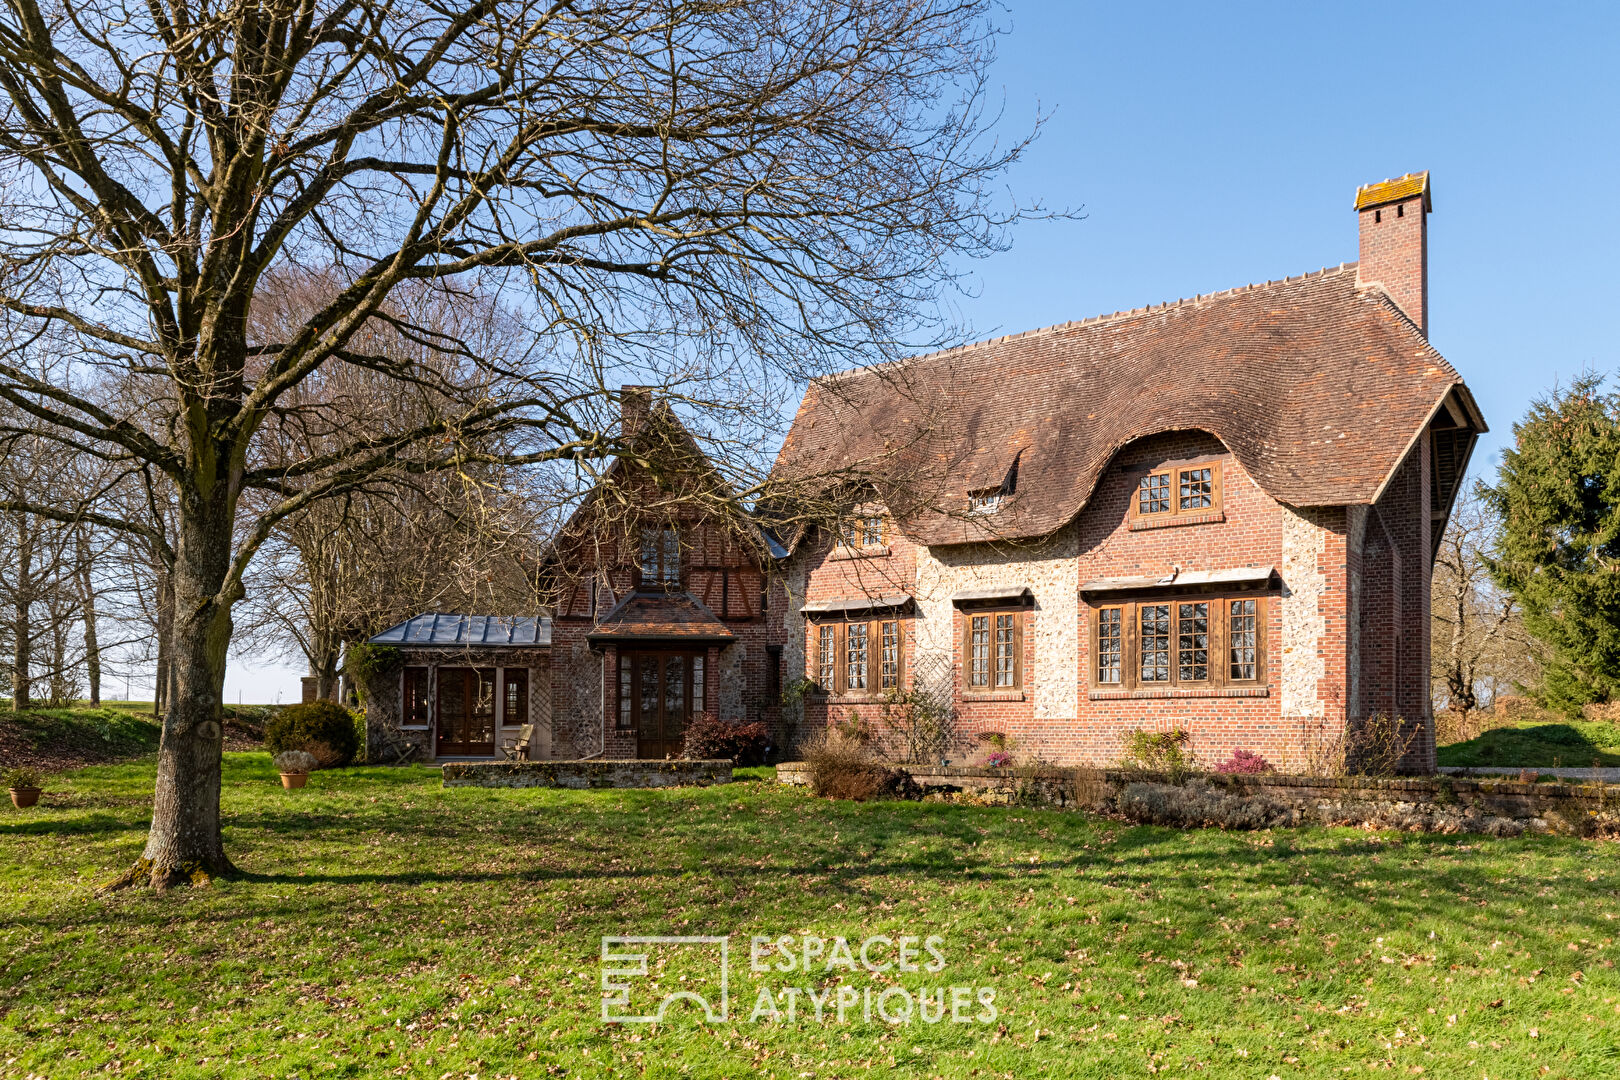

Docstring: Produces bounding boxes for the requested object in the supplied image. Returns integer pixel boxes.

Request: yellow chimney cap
[1355,171,1431,212]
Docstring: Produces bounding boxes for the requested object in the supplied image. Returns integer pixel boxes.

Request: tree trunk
[77,528,101,706]
[103,493,239,891]
[313,632,341,702]
[11,511,31,709]
[153,569,173,718]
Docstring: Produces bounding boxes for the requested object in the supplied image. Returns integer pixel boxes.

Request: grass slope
[0,706,162,772]
[1,755,1617,1078]
[1438,720,1620,769]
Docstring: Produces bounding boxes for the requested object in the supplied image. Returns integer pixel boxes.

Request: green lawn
[1439,720,1620,769]
[2,754,1617,1079]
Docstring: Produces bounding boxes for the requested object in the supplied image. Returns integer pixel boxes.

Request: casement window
[839,512,886,548]
[638,526,680,584]
[1089,595,1265,691]
[502,668,528,726]
[879,621,901,691]
[402,667,431,728]
[846,622,869,690]
[812,616,904,695]
[1133,461,1223,523]
[964,610,1023,691]
[1095,608,1123,684]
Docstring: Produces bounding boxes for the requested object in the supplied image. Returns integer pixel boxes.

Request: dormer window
[967,488,1003,513]
[638,526,680,584]
[1133,461,1223,526]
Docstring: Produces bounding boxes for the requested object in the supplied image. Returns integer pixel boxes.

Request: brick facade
[786,427,1442,771]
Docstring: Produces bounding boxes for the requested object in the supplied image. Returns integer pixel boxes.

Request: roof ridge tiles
[818,262,1363,384]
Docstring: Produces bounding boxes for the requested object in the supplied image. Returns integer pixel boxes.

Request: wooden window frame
[401,666,432,728]
[962,608,1024,693]
[1131,460,1224,524]
[810,615,905,697]
[501,668,528,728]
[637,526,681,585]
[1087,592,1266,692]
[837,510,887,551]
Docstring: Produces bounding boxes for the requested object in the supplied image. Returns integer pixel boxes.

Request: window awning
[1080,567,1275,593]
[950,585,1034,606]
[800,593,913,615]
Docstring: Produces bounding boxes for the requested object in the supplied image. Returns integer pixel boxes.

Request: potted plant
[273,750,318,789]
[5,766,43,809]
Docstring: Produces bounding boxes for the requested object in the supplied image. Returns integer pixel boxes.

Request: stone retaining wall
[444,759,732,789]
[775,762,1617,835]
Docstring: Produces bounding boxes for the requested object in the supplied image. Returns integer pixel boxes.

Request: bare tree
[0,0,1035,887]
[1431,486,1540,731]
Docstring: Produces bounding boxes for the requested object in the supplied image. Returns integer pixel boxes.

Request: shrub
[984,751,1013,768]
[272,749,319,775]
[4,766,42,790]
[1213,748,1272,774]
[680,714,770,764]
[1116,779,1296,830]
[264,701,359,769]
[1119,728,1198,784]
[802,731,922,801]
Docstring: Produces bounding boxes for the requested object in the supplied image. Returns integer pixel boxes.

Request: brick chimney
[619,384,653,439]
[1355,171,1431,335]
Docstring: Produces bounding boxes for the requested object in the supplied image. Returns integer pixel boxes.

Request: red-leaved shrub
[680,714,770,764]
[1213,748,1273,774]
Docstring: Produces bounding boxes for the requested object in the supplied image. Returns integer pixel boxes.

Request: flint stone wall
[774,762,1615,835]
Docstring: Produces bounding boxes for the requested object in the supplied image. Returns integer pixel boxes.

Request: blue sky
[222,1,1619,703]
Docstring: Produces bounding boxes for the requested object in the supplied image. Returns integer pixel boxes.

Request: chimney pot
[1355,171,1431,335]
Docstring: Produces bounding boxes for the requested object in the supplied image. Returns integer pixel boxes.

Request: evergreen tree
[1484,375,1620,716]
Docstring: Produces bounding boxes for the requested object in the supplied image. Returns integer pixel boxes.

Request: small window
[1177,602,1209,682]
[968,615,991,689]
[1096,608,1122,684]
[1178,468,1212,511]
[503,668,528,725]
[846,622,869,691]
[968,488,1003,513]
[840,513,885,548]
[817,625,836,690]
[617,655,632,728]
[1133,461,1222,524]
[880,621,901,690]
[965,610,1022,691]
[1139,604,1171,682]
[402,667,431,727]
[1138,473,1171,514]
[638,526,680,584]
[1229,599,1258,681]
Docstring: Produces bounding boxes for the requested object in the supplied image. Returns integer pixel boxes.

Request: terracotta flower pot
[9,787,41,809]
[280,772,309,790]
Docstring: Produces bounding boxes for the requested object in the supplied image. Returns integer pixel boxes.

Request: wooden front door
[621,651,704,759]
[436,668,496,756]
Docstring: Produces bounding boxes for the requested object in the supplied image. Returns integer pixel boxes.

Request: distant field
[1438,719,1620,769]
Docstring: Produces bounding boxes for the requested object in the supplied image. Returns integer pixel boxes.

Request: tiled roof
[368,613,551,647]
[1355,171,1430,211]
[586,589,736,643]
[771,264,1481,547]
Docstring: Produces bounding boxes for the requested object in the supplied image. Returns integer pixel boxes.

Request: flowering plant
[984,751,1013,768]
[1213,748,1272,774]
